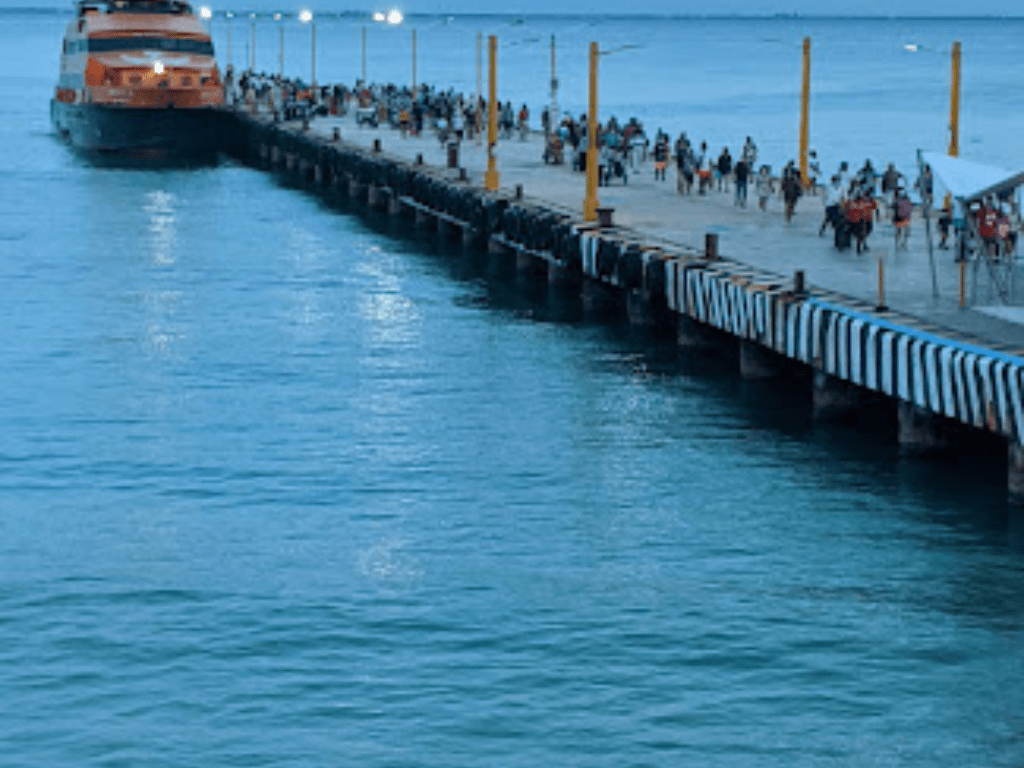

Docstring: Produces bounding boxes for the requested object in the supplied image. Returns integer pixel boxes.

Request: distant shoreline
[5,6,1024,20]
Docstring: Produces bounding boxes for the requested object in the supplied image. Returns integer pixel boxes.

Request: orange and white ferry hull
[52,0,225,158]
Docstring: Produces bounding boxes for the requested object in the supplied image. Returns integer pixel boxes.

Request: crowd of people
[226,71,1023,263]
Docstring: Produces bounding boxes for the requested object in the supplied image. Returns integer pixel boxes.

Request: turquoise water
[2,11,1024,767]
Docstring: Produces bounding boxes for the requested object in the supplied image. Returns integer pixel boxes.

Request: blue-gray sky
[8,0,1024,12]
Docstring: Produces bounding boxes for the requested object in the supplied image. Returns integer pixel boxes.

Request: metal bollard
[876,259,888,312]
[705,232,718,260]
[514,184,523,200]
[415,153,423,166]
[373,138,382,153]
[794,269,806,297]
[332,127,340,142]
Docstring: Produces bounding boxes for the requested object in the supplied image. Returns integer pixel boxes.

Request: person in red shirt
[977,197,1000,256]
[846,190,877,253]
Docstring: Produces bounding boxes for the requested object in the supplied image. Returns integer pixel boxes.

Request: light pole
[549,34,558,133]
[799,37,811,187]
[248,12,255,72]
[225,11,233,68]
[274,12,283,78]
[949,41,962,157]
[475,31,482,144]
[485,34,499,192]
[361,26,367,84]
[584,41,599,222]
[582,42,638,222]
[299,10,315,89]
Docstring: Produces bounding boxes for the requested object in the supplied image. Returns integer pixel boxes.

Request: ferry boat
[51,0,225,158]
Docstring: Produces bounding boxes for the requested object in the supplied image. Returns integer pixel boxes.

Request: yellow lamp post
[799,37,811,188]
[583,41,599,223]
[485,34,499,191]
[949,41,961,157]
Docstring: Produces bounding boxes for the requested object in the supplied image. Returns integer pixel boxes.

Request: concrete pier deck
[224,104,1024,499]
[298,110,1024,356]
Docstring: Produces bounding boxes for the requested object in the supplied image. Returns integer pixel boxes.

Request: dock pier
[220,106,1024,505]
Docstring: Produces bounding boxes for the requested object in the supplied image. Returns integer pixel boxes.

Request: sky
[6,0,1024,13]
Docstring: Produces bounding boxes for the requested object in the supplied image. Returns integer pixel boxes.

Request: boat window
[87,37,214,55]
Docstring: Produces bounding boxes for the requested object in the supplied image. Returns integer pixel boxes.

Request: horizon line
[5,5,1024,18]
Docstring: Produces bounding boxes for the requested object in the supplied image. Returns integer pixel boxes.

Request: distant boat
[51,0,224,159]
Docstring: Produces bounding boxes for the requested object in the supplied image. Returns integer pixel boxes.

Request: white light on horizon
[386,9,402,24]
[299,9,313,23]
[199,5,212,19]
[372,11,385,22]
[154,60,165,74]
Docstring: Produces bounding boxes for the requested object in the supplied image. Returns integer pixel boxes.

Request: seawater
[2,10,1024,767]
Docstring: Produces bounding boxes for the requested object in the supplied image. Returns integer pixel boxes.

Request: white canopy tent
[919,151,1024,305]
[921,151,1024,204]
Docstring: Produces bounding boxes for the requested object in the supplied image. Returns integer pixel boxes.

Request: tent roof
[921,151,1024,203]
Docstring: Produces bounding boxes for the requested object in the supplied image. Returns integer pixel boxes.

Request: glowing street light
[299,10,315,89]
[372,11,385,22]
[387,9,403,24]
[199,5,211,19]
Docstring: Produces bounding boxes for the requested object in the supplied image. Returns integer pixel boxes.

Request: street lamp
[225,11,233,68]
[583,42,600,222]
[583,42,640,222]
[273,12,283,78]
[299,10,315,89]
[485,34,498,191]
[248,12,256,72]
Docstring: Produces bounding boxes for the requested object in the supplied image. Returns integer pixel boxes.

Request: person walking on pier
[653,135,669,181]
[742,135,757,167]
[893,187,913,249]
[820,174,844,236]
[734,157,750,207]
[697,142,711,195]
[808,150,821,194]
[716,147,733,193]
[846,190,878,253]
[755,164,773,211]
[938,198,953,249]
[881,163,902,215]
[781,161,802,223]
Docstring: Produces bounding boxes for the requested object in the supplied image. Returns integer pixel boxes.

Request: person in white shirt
[820,174,846,236]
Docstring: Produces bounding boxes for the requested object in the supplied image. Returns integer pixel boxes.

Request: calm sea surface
[2,10,1024,767]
